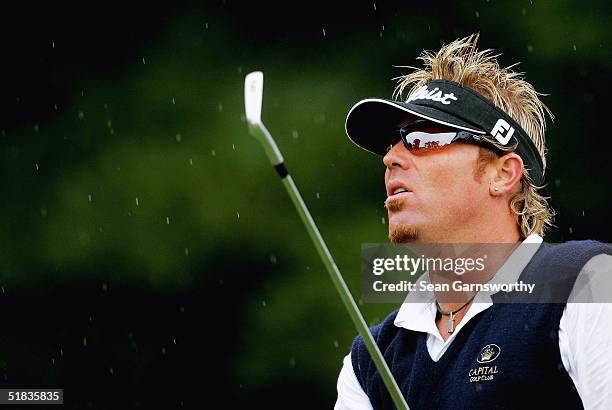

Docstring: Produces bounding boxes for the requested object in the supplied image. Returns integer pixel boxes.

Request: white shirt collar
[393,234,543,340]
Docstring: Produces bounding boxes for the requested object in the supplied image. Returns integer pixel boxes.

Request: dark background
[1,1,610,408]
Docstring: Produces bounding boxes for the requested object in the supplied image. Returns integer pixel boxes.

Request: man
[335,34,612,409]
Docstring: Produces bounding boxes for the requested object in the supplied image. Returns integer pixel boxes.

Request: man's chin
[388,224,419,243]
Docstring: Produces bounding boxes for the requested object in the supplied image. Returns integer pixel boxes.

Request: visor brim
[345,98,486,156]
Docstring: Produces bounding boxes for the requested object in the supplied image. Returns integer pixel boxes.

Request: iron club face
[243,71,284,166]
[244,71,263,125]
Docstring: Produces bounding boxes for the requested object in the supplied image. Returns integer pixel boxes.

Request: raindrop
[316,192,320,199]
[142,57,146,65]
[166,216,170,225]
[172,97,176,105]
[236,211,240,219]
[173,338,177,345]
[51,358,55,365]
[569,227,573,234]
[373,3,377,10]
[475,11,480,18]
[109,367,114,375]
[314,113,326,124]
[232,143,236,151]
[161,347,166,354]
[52,41,55,48]
[270,254,277,264]
[581,210,585,216]
[78,110,85,120]
[88,194,92,202]
[237,66,242,73]
[60,349,63,356]
[322,28,326,36]
[82,337,87,347]
[135,197,139,206]
[261,300,267,307]
[218,103,223,112]
[176,133,182,143]
[333,340,339,348]
[205,22,209,29]
[211,149,216,156]
[54,104,58,110]
[107,120,112,128]
[35,163,39,171]
[573,44,577,51]
[189,158,193,165]
[527,45,534,53]
[292,130,299,139]
[382,217,386,225]
[184,248,189,256]
[102,283,108,291]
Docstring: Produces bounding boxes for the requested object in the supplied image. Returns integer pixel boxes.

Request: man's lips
[386,181,413,198]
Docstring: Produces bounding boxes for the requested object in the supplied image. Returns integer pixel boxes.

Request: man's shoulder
[352,308,401,347]
[350,308,402,381]
[537,239,612,264]
[494,239,612,303]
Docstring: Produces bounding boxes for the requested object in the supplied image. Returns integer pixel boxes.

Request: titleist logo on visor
[407,85,458,105]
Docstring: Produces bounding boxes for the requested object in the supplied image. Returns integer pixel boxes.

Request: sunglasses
[390,120,504,155]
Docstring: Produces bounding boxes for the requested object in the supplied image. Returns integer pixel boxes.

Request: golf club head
[244,71,263,125]
[244,71,284,166]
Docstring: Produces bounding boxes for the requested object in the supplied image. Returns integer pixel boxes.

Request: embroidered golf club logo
[469,344,501,383]
[477,344,501,363]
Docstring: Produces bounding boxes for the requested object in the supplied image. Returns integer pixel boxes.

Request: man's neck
[429,221,522,341]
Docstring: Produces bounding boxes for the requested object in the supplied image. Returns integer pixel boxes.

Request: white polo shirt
[335,234,612,409]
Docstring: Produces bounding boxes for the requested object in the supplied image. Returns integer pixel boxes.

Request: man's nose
[383,141,411,170]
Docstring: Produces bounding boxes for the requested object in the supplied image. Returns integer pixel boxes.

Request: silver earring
[493,186,499,192]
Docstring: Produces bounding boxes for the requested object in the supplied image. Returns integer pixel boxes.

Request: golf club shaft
[245,74,408,408]
[276,160,409,410]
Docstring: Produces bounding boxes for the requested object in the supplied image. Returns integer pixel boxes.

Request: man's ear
[489,153,523,196]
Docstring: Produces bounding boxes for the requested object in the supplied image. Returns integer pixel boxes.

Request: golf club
[244,71,409,410]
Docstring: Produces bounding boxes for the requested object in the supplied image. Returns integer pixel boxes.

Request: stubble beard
[385,197,419,243]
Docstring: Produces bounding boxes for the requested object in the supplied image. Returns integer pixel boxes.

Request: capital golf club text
[372,255,486,276]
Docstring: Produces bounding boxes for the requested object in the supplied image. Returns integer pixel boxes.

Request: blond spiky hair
[393,34,555,238]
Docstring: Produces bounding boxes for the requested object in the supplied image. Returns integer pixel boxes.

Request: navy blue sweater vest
[351,241,612,409]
